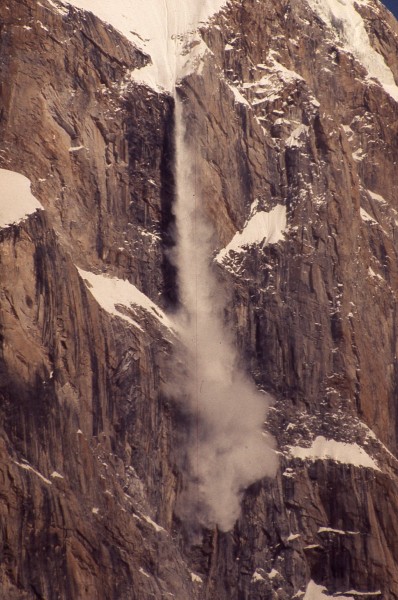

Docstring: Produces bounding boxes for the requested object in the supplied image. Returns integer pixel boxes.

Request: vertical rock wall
[2,0,398,598]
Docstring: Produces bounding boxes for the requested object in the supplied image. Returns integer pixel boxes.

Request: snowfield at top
[59,0,398,100]
[59,0,227,90]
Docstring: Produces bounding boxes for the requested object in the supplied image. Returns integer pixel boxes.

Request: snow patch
[306,0,398,102]
[191,573,203,584]
[367,189,387,205]
[360,208,378,225]
[177,33,212,81]
[318,527,359,535]
[343,592,381,597]
[251,570,266,583]
[216,204,287,261]
[50,471,64,479]
[268,569,279,579]
[0,169,44,228]
[77,268,174,332]
[286,124,309,148]
[228,83,251,106]
[36,20,49,31]
[353,148,367,162]
[342,124,354,139]
[288,436,380,471]
[283,468,296,478]
[257,58,304,84]
[361,422,398,462]
[142,514,165,533]
[368,267,383,280]
[44,0,69,14]
[13,461,52,485]
[304,581,381,599]
[304,580,355,600]
[287,533,301,541]
[244,59,305,108]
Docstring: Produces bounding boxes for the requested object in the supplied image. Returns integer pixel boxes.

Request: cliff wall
[1,0,398,598]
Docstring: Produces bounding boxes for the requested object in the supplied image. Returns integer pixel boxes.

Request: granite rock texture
[1,0,398,597]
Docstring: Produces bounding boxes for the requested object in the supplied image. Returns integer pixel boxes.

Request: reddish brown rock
[2,0,398,598]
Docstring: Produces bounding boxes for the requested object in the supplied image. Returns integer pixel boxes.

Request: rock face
[1,0,398,598]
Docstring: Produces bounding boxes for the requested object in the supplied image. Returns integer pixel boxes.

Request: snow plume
[167,99,278,532]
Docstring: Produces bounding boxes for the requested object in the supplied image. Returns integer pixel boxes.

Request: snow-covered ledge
[0,169,43,228]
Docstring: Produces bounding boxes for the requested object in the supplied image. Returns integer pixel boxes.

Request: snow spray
[156,0,278,532]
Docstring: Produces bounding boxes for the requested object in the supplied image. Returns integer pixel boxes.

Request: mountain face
[1,0,398,598]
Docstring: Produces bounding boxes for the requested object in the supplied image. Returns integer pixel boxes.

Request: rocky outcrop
[2,0,398,598]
